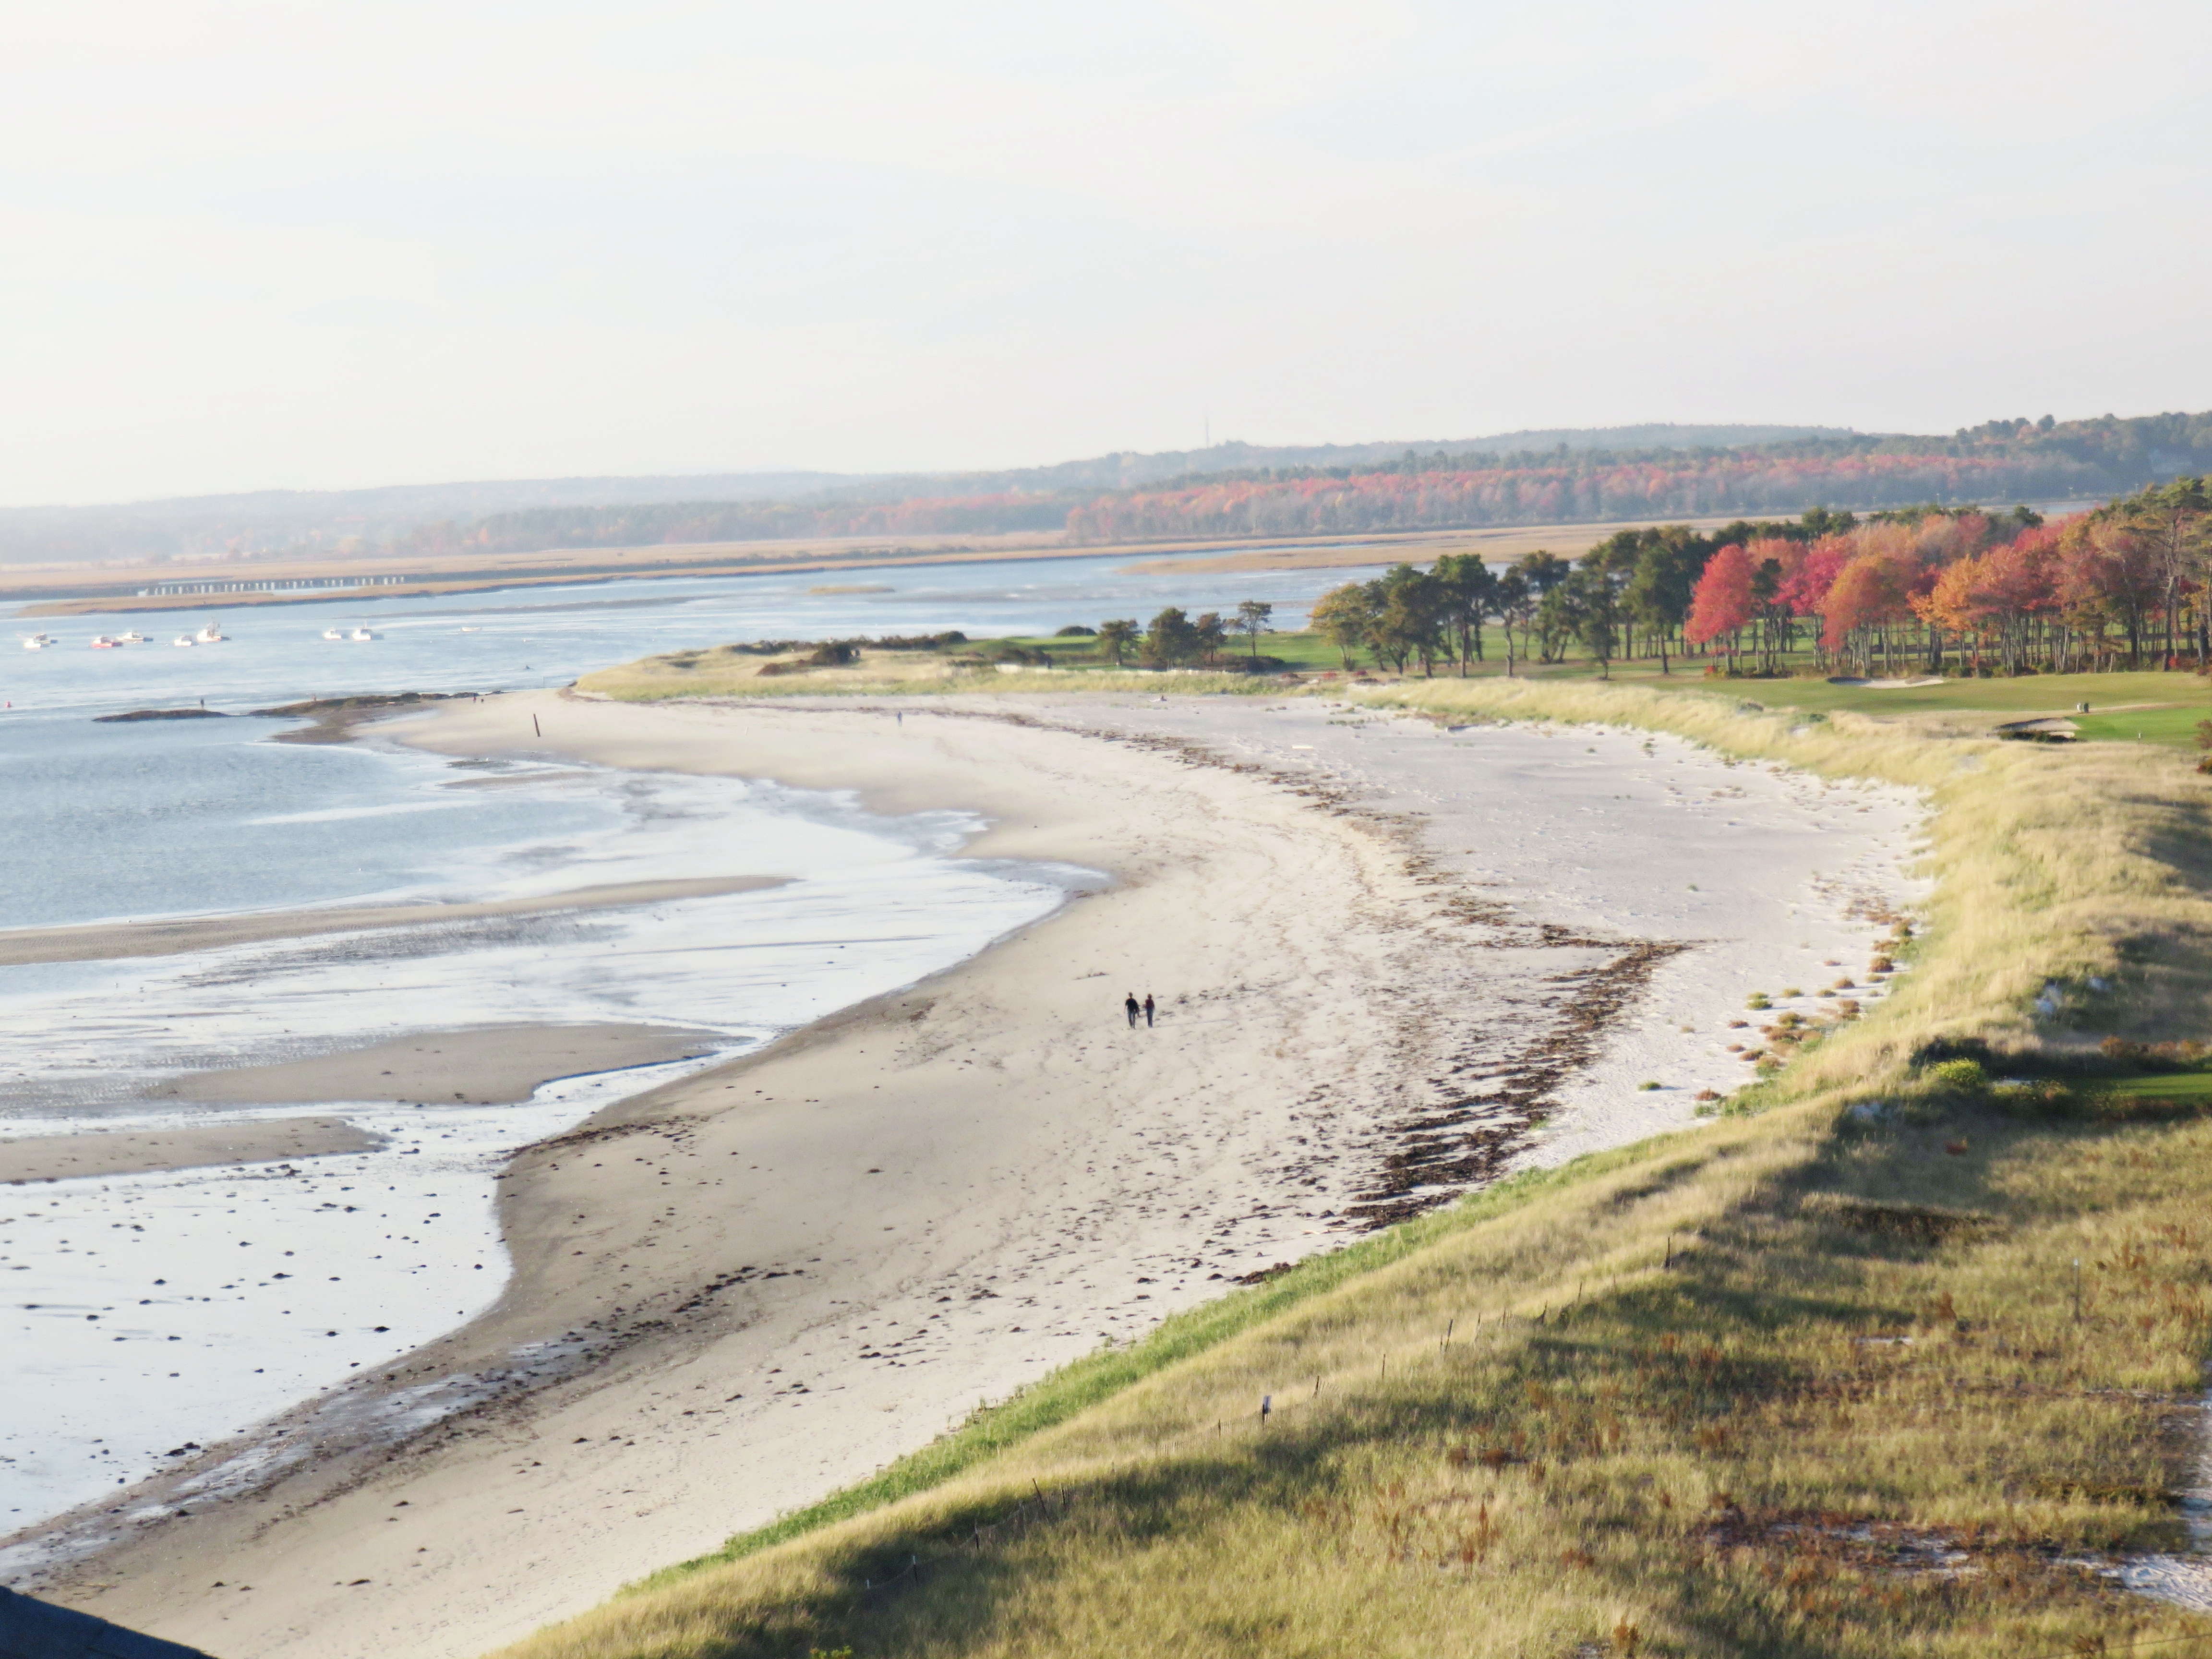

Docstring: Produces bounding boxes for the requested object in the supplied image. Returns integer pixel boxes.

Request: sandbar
[149,1022,728,1107]
[0,877,785,968]
[0,1117,383,1185]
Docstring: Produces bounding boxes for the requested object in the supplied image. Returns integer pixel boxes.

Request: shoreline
[7,689,1922,1658]
[10,511,1841,619]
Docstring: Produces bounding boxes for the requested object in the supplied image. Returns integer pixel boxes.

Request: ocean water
[1,547,1372,719]
[1,549,1364,1535]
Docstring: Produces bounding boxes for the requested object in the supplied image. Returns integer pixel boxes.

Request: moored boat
[89,635,120,649]
[194,623,226,644]
[350,625,375,641]
[322,626,345,641]
[21,633,51,650]
[172,635,195,647]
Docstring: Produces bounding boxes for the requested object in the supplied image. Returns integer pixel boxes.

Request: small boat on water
[194,623,226,644]
[117,631,146,645]
[89,635,121,649]
[322,626,346,641]
[21,633,51,650]
[172,635,195,647]
[350,626,375,641]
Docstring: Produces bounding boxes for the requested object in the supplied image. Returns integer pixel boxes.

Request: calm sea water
[0,551,1376,930]
[2,548,1362,717]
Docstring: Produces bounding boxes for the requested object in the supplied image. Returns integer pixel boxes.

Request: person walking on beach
[1125,992,1140,1028]
[1143,994,1155,1028]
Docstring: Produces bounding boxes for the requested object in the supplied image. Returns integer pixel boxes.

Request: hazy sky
[3,0,2207,505]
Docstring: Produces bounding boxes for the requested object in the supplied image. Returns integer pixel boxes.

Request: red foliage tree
[1820,553,1914,669]
[1684,543,1755,655]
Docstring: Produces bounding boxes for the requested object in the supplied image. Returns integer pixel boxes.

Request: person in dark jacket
[1125,992,1140,1028]
[1142,994,1155,1028]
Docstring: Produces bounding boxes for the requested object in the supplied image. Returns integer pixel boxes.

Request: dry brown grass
[481,676,2212,1659]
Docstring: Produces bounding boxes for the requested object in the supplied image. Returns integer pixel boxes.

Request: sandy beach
[5,687,1922,1658]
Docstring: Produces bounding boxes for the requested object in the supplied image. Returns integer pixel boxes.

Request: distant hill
[10,415,2208,565]
[0,427,1844,565]
[0,471,871,565]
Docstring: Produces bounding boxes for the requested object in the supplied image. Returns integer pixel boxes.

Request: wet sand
[0,878,785,968]
[151,1022,726,1107]
[0,1117,384,1184]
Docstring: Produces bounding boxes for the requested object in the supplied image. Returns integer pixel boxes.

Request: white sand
[10,688,1923,1658]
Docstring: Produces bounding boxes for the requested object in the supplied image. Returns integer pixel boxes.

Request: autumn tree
[1685,543,1756,669]
[2062,517,2163,667]
[1820,552,1913,675]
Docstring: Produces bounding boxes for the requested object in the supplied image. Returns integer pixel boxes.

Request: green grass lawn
[1639,668,2200,722]
[988,630,1355,672]
[2097,1070,2212,1098]
[928,629,2212,747]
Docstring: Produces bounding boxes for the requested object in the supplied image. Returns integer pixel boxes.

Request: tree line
[1079,601,1278,668]
[224,409,2212,568]
[1304,482,2212,680]
[1063,455,2100,544]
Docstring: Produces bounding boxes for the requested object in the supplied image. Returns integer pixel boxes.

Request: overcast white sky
[1,0,2206,505]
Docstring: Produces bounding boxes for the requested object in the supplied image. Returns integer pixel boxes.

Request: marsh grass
[486,674,2212,1659]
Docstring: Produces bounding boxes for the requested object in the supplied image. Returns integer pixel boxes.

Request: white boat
[194,623,226,644]
[350,626,375,641]
[322,627,345,641]
[172,635,195,647]
[118,631,146,645]
[21,633,51,650]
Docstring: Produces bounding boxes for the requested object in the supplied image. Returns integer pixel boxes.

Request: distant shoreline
[13,502,2093,618]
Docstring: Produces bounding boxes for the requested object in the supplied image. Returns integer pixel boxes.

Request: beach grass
[483,673,2212,1659]
[575,645,1276,700]
[492,1097,2212,1659]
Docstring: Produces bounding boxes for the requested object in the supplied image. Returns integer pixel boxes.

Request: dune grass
[496,1098,2212,1659]
[484,675,2212,1659]
[576,644,1273,700]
